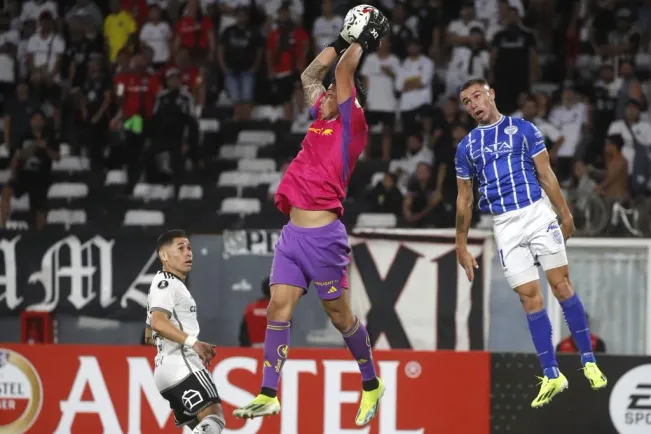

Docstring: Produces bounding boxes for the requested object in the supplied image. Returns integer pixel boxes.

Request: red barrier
[0,345,490,433]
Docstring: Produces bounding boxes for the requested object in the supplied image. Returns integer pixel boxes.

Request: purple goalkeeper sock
[260,320,291,397]
[342,316,378,389]
[526,309,560,379]
[559,293,596,365]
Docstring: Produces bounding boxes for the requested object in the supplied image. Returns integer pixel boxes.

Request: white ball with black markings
[341,4,379,44]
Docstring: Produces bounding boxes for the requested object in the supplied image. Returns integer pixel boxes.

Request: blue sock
[526,309,559,379]
[559,293,596,365]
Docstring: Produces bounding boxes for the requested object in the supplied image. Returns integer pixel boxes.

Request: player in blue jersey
[454,79,607,408]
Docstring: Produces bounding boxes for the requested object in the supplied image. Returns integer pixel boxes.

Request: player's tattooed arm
[301,60,328,107]
[301,45,339,107]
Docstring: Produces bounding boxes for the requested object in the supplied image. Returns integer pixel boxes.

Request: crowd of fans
[0,0,650,231]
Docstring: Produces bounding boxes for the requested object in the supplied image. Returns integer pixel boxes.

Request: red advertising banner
[0,345,490,434]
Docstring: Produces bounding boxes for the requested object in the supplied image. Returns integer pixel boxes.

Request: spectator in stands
[548,85,588,182]
[111,51,160,193]
[266,2,308,121]
[312,0,343,53]
[588,63,619,166]
[239,276,271,347]
[445,26,489,97]
[607,99,651,179]
[447,1,484,54]
[367,172,403,216]
[218,6,263,121]
[1,110,59,230]
[390,134,433,190]
[614,60,646,121]
[521,97,564,156]
[19,0,58,25]
[165,46,205,114]
[3,82,40,152]
[591,134,630,202]
[150,68,198,189]
[402,161,439,227]
[431,96,468,145]
[140,5,173,71]
[65,0,104,33]
[0,12,19,113]
[599,7,640,64]
[104,0,137,64]
[124,0,150,27]
[174,0,215,64]
[396,38,434,137]
[390,2,416,60]
[489,5,537,114]
[557,313,606,354]
[408,0,445,62]
[268,160,289,201]
[26,11,63,125]
[485,0,509,44]
[264,0,304,28]
[431,123,467,227]
[360,36,400,161]
[66,16,103,91]
[80,55,112,170]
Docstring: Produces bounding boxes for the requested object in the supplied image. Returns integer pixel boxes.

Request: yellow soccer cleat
[232,394,281,419]
[531,373,568,408]
[583,362,607,390]
[355,378,385,426]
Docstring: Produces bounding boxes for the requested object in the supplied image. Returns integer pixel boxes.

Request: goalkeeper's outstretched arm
[335,43,363,104]
[300,46,339,107]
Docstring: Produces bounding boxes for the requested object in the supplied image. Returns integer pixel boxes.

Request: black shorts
[365,110,396,128]
[8,176,49,212]
[161,370,221,427]
[271,74,298,104]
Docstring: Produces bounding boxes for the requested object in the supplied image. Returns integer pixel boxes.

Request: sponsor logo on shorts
[0,349,43,434]
[504,126,518,135]
[327,286,338,294]
[547,222,559,232]
[314,279,339,287]
[182,389,203,411]
[552,230,563,245]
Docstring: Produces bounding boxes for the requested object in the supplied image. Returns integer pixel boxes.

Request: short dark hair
[606,134,624,151]
[460,78,489,93]
[156,229,188,252]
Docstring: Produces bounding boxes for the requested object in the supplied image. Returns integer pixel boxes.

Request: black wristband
[328,34,350,55]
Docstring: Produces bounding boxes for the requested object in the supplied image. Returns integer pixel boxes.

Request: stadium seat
[219,144,258,160]
[252,105,284,122]
[198,119,220,133]
[123,209,165,226]
[132,183,174,201]
[237,158,276,172]
[258,172,281,185]
[59,143,71,157]
[237,130,275,147]
[11,195,30,211]
[5,220,29,231]
[0,169,10,184]
[52,156,90,172]
[105,170,128,186]
[47,209,87,227]
[220,197,261,215]
[47,183,89,200]
[218,171,255,188]
[0,145,9,158]
[356,213,397,228]
[178,185,203,200]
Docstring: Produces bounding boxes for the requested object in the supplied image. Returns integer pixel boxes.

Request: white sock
[192,414,225,433]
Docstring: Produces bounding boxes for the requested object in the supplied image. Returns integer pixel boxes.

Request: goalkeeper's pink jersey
[275,87,368,217]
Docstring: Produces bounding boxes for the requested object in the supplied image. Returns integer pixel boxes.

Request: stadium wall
[0,344,649,433]
[0,229,648,355]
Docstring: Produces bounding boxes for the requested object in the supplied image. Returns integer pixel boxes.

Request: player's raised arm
[526,122,575,240]
[300,44,341,108]
[335,43,363,104]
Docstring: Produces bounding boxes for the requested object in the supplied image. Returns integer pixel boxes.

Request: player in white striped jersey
[454,79,607,409]
[144,229,225,433]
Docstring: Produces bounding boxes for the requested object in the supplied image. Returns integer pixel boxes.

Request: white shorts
[493,198,568,288]
[154,352,204,392]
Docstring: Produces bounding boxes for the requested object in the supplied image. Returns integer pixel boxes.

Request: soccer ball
[341,5,379,44]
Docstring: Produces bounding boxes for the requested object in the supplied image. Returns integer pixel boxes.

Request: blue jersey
[455,116,547,215]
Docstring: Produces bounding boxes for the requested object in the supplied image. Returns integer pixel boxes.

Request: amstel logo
[0,349,43,433]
